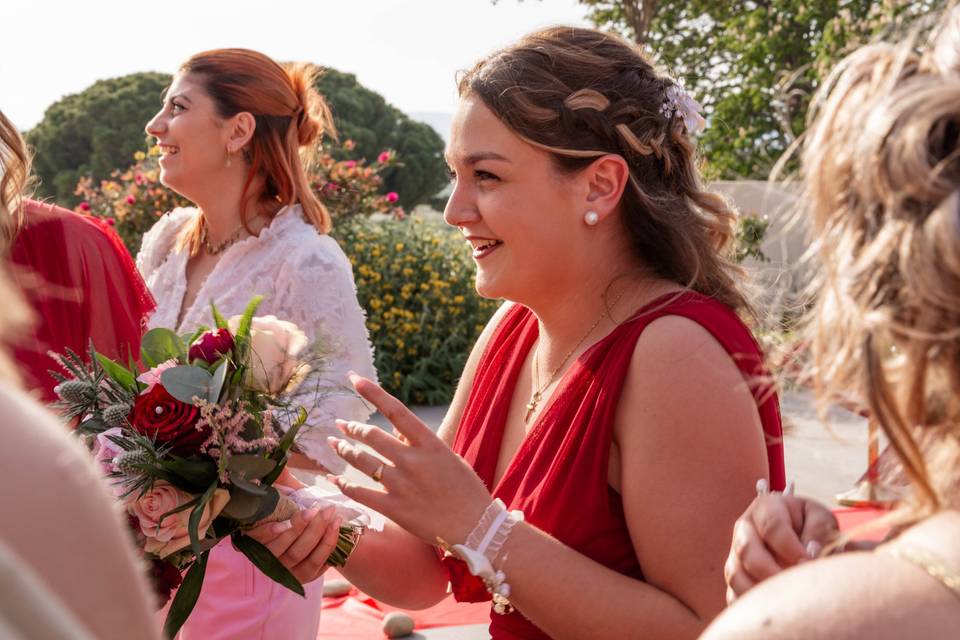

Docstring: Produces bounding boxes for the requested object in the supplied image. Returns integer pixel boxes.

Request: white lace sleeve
[135,208,195,282]
[274,236,378,473]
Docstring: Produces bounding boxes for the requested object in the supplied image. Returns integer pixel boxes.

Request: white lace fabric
[137,205,377,473]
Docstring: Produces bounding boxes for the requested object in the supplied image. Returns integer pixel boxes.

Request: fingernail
[334,517,343,530]
[327,436,341,450]
[305,507,321,519]
[322,506,336,520]
[785,481,796,496]
[335,419,349,433]
[806,540,821,558]
[270,521,293,535]
[325,474,342,487]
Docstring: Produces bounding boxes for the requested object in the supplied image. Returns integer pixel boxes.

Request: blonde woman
[705,8,960,639]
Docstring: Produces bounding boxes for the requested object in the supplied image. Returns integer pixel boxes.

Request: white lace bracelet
[444,498,524,614]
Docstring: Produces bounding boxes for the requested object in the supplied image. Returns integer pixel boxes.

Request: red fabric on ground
[834,507,890,542]
[318,570,490,638]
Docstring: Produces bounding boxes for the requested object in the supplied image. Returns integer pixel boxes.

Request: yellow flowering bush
[334,216,500,404]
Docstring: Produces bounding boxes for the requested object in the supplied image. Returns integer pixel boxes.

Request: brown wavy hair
[801,7,960,514]
[0,110,31,255]
[177,49,336,254]
[457,26,752,315]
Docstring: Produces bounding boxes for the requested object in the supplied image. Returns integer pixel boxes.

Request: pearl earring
[584,210,599,226]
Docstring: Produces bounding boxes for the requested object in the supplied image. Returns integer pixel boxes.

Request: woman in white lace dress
[138,48,376,640]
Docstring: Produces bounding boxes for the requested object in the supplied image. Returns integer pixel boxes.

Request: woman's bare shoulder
[702,527,960,640]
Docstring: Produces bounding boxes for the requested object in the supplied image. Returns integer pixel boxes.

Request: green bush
[334,216,500,405]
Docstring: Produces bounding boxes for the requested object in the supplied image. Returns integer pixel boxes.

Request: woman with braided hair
[139,49,376,639]
[250,27,784,639]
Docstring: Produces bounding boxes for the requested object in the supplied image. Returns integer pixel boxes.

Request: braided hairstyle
[458,26,751,315]
[801,7,960,514]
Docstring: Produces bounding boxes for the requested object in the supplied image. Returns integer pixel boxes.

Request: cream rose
[129,481,230,558]
[228,315,309,394]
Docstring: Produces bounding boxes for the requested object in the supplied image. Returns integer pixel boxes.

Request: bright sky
[3,0,590,132]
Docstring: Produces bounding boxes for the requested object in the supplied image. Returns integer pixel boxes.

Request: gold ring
[372,462,385,483]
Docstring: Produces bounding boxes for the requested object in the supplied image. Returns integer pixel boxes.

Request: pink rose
[377,151,391,164]
[129,481,230,558]
[136,359,177,393]
[385,192,399,203]
[93,427,125,475]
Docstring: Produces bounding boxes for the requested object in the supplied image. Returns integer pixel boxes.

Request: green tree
[27,73,169,205]
[504,0,944,178]
[316,69,448,207]
[28,68,447,208]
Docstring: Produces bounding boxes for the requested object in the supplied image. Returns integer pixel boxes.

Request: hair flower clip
[660,83,706,135]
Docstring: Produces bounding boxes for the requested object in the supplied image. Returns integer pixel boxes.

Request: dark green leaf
[164,551,208,639]
[160,457,219,491]
[95,353,137,390]
[227,454,277,481]
[188,483,218,559]
[232,534,304,596]
[157,495,201,529]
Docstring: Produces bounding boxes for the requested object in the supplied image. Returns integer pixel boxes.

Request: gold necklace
[524,288,628,423]
[200,219,248,255]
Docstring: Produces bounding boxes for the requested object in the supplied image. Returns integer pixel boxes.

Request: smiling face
[443,96,587,303]
[144,72,234,202]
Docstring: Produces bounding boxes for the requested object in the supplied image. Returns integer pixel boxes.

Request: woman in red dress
[0,110,154,401]
[253,27,784,639]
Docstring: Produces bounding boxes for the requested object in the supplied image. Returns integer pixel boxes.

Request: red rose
[128,385,209,456]
[188,328,235,364]
[148,558,183,607]
[440,555,491,603]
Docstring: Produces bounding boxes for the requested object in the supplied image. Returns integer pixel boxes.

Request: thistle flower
[55,380,94,404]
[103,403,132,427]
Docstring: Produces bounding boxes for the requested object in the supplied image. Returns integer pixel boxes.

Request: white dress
[138,204,377,640]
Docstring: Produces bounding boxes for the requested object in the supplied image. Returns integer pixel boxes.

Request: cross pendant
[524,392,542,423]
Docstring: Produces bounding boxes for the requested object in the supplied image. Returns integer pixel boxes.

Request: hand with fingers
[326,372,494,547]
[724,487,840,603]
[246,506,343,584]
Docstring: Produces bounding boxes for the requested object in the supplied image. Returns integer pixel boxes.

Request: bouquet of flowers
[51,297,368,637]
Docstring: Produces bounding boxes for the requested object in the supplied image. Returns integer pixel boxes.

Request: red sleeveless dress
[449,292,785,639]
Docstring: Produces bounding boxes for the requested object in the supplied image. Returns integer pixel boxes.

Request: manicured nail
[334,517,343,530]
[785,481,796,496]
[305,507,321,519]
[806,540,821,558]
[322,506,336,520]
[327,436,342,451]
[335,419,349,432]
[325,474,342,487]
[269,521,293,535]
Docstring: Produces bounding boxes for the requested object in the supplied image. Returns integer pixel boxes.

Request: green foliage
[27,73,170,205]
[333,216,501,405]
[316,68,448,207]
[30,68,447,209]
[734,214,770,264]
[520,0,945,178]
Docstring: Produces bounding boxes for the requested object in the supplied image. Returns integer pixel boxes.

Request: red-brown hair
[178,48,334,253]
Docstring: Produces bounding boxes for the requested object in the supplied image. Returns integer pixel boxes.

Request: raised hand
[326,373,492,546]
[723,490,839,603]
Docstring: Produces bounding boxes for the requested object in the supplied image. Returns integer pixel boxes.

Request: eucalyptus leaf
[228,472,269,497]
[164,551,208,639]
[161,365,213,405]
[208,360,229,403]
[221,488,262,521]
[232,534,304,596]
[227,454,277,481]
[141,328,186,364]
[160,456,219,492]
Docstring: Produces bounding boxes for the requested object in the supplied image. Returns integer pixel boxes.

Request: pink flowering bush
[76,141,405,254]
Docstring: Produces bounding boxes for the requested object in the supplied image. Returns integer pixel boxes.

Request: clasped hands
[249,372,493,584]
[723,482,842,604]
